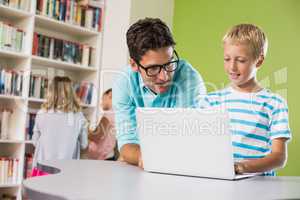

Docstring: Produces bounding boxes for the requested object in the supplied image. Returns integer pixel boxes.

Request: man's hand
[119,144,143,169]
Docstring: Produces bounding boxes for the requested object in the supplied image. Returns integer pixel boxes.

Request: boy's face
[223,42,263,90]
[130,46,175,94]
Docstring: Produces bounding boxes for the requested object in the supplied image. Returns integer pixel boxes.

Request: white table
[23,160,300,200]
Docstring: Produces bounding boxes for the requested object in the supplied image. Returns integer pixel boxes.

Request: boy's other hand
[234,162,246,174]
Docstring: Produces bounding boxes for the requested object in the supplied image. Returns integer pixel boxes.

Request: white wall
[100,0,132,93]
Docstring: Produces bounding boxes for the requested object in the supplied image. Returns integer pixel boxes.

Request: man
[113,18,206,167]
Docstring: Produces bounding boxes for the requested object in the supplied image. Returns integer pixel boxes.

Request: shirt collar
[138,73,157,96]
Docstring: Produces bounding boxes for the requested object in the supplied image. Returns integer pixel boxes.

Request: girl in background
[31,76,88,176]
[87,88,118,160]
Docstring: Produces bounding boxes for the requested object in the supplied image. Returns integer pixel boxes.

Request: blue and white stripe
[199,87,291,176]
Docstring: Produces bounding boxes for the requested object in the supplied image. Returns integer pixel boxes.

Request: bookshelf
[31,55,98,72]
[35,14,99,37]
[0,0,105,199]
[0,50,30,59]
[0,5,32,19]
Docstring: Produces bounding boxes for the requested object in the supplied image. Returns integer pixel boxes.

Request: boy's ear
[256,55,265,69]
[129,58,139,72]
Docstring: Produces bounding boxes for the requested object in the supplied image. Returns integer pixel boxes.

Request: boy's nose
[229,61,238,71]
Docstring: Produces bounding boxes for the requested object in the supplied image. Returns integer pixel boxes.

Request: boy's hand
[234,162,246,174]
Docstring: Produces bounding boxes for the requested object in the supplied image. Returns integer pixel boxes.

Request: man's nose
[157,68,168,81]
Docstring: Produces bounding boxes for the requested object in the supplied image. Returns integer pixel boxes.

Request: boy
[200,24,291,175]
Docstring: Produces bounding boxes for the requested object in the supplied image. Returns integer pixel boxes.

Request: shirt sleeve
[112,73,139,150]
[78,112,89,149]
[269,96,291,141]
[177,62,207,107]
[197,95,212,108]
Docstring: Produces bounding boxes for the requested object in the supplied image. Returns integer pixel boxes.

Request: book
[84,8,93,29]
[9,0,18,9]
[81,44,90,66]
[24,153,33,179]
[0,109,12,140]
[79,0,103,8]
[25,108,38,140]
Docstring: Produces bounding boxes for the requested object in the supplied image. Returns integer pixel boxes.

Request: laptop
[136,107,258,180]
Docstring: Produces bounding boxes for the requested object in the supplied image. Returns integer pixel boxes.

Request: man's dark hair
[126,18,176,62]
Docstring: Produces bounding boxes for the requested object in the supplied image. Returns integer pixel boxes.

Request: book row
[0,157,19,184]
[0,21,25,52]
[32,32,96,67]
[36,0,103,32]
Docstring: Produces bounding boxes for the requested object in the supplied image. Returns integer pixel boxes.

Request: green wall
[173,0,300,176]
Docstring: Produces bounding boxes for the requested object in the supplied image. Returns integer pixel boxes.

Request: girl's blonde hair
[42,76,81,112]
[223,24,268,60]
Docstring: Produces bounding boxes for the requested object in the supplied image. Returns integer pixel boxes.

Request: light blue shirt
[113,60,207,149]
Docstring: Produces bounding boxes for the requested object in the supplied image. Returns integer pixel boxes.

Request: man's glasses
[135,50,180,77]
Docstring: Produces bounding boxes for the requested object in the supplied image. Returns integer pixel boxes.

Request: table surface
[23,160,300,200]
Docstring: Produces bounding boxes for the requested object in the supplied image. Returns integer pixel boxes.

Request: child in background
[200,24,291,175]
[87,88,118,160]
[31,76,88,176]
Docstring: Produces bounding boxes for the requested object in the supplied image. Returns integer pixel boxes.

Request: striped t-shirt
[199,87,291,175]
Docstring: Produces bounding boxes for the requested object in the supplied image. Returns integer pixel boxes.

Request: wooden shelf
[28,97,46,103]
[24,140,34,144]
[0,183,20,188]
[31,56,97,72]
[0,5,32,19]
[35,14,99,37]
[0,49,29,59]
[0,140,23,144]
[0,94,25,101]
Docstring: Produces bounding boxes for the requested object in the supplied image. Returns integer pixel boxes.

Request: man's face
[130,46,175,94]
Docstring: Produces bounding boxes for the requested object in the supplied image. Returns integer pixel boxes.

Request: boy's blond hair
[223,24,268,59]
[42,76,81,112]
